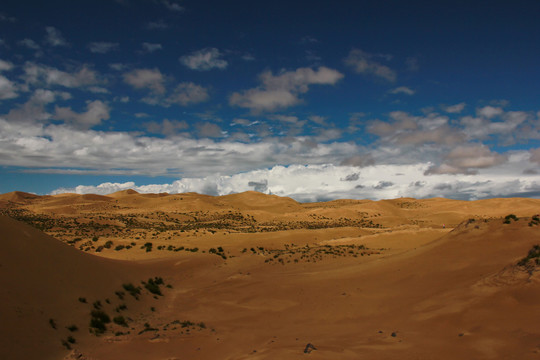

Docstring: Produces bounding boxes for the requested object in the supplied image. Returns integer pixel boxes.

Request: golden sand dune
[1,192,540,359]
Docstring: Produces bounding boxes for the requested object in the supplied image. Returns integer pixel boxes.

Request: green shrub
[49,318,57,329]
[114,303,127,312]
[143,277,163,296]
[518,244,540,266]
[66,325,78,332]
[504,214,518,224]
[104,240,113,249]
[90,310,111,334]
[142,242,153,252]
[122,283,141,299]
[113,316,128,327]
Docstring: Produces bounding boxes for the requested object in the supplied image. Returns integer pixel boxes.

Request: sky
[1,0,540,202]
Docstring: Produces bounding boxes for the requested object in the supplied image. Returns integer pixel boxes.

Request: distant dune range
[1,190,540,359]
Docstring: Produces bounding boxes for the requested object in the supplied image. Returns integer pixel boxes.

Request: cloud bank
[51,160,540,202]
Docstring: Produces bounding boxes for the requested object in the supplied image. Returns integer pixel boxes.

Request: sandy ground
[1,191,540,359]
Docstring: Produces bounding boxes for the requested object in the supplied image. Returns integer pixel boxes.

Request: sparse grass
[518,244,540,266]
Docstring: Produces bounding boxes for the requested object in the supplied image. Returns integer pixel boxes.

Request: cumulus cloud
[368,111,464,146]
[2,89,67,123]
[530,148,540,164]
[142,42,162,52]
[144,119,189,135]
[425,145,507,175]
[0,75,18,99]
[49,159,540,202]
[18,38,40,50]
[88,42,119,53]
[44,26,68,47]
[248,180,268,192]
[341,173,360,181]
[180,48,228,71]
[340,154,375,167]
[230,66,343,112]
[0,59,14,71]
[344,48,396,82]
[477,105,503,119]
[23,62,100,89]
[460,110,531,143]
[195,122,223,138]
[388,86,415,95]
[166,82,209,106]
[146,20,169,29]
[443,102,466,113]
[123,68,166,94]
[161,0,184,12]
[54,100,110,129]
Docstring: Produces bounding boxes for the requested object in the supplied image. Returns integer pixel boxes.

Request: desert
[1,190,540,359]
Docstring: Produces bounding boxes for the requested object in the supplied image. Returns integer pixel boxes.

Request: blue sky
[1,0,540,201]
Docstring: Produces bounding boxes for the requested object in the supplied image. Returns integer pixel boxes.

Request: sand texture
[1,191,540,359]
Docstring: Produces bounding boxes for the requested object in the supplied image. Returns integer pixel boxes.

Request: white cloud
[388,86,415,95]
[443,102,466,113]
[161,0,184,11]
[530,148,540,164]
[0,75,17,99]
[196,122,223,138]
[54,100,110,129]
[425,145,507,175]
[49,159,540,202]
[18,38,40,50]
[460,110,531,143]
[146,20,169,30]
[123,68,166,94]
[2,89,63,122]
[0,59,14,71]
[88,42,119,53]
[166,82,209,106]
[142,42,162,52]
[23,62,100,88]
[230,66,343,112]
[180,48,228,71]
[477,105,504,119]
[44,26,68,47]
[144,119,189,135]
[344,48,396,82]
[368,111,464,146]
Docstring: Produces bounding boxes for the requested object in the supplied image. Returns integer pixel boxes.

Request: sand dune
[1,192,540,359]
